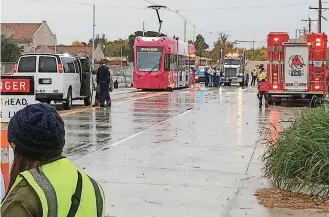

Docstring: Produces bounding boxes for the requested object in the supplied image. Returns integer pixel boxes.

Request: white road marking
[109,131,143,147]
[178,110,192,116]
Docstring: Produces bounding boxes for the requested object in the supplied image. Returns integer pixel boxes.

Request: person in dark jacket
[97,62,113,107]
[204,67,209,87]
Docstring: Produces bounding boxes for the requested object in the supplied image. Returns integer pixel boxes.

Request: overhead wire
[26,0,145,10]
[179,2,318,12]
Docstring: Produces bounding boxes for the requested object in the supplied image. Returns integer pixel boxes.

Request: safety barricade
[1,129,9,193]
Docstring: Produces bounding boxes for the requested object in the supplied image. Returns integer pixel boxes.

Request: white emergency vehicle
[13,53,92,110]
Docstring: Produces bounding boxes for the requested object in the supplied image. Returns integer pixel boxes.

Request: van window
[80,59,90,73]
[38,56,57,73]
[61,57,75,73]
[18,56,37,72]
[74,60,81,74]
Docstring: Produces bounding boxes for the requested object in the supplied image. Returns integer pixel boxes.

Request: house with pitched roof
[1,20,56,54]
[36,44,105,63]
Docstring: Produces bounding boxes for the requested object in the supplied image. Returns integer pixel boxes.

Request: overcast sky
[1,0,328,48]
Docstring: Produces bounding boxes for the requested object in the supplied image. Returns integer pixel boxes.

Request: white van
[14,54,92,110]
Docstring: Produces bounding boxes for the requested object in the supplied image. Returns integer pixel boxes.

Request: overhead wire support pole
[301,17,317,33]
[92,4,95,69]
[309,0,329,33]
[184,20,187,42]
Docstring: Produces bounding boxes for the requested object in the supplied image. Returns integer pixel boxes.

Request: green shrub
[263,108,329,195]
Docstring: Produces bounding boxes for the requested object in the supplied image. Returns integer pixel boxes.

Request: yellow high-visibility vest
[257,69,267,81]
[2,157,105,217]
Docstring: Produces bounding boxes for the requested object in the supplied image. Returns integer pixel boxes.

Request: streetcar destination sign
[138,47,162,52]
[0,76,36,122]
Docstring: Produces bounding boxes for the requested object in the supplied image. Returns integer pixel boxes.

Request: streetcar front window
[136,47,163,72]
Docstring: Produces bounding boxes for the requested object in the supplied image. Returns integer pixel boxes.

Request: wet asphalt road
[59,85,325,217]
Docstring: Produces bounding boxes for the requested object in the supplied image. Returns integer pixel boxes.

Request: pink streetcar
[133,36,196,90]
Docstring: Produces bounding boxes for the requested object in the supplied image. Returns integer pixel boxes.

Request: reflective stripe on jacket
[2,157,105,217]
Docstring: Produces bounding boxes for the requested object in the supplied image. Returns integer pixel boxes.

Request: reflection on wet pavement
[61,86,324,217]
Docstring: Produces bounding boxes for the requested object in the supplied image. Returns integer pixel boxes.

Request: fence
[1,62,134,88]
[108,65,133,87]
[1,62,14,74]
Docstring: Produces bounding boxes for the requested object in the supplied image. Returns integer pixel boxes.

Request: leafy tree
[210,32,236,61]
[245,47,267,61]
[127,31,166,62]
[193,34,209,57]
[89,33,108,51]
[105,39,129,57]
[72,41,86,46]
[1,35,21,62]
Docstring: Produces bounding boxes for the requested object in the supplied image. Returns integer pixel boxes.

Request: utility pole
[235,40,255,60]
[184,20,187,42]
[193,25,196,42]
[301,17,317,33]
[92,4,96,69]
[142,21,145,36]
[309,0,328,33]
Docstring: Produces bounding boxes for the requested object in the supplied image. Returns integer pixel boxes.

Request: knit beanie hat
[8,103,65,160]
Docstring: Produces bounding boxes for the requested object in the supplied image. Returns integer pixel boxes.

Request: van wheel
[84,94,92,106]
[63,89,72,110]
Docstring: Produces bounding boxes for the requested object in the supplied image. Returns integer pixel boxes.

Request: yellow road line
[60,92,167,117]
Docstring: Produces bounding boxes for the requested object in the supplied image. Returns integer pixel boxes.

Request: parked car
[195,66,206,83]
[14,53,92,110]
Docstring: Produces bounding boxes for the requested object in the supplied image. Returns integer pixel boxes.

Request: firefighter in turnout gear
[1,103,105,217]
[258,79,270,108]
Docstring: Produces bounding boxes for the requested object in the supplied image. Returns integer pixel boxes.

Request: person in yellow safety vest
[250,65,258,86]
[257,64,267,81]
[208,67,213,87]
[1,103,105,217]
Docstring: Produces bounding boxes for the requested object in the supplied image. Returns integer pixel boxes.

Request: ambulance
[267,32,327,104]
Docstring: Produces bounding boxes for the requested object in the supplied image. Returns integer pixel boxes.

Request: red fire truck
[267,32,327,104]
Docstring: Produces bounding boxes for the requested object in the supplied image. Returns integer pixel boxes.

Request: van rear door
[17,55,63,96]
[37,55,63,95]
[79,58,91,96]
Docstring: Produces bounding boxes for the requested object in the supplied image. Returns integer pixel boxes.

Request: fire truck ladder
[147,5,167,34]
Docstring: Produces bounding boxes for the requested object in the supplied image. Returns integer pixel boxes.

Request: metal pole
[252,41,255,60]
[142,21,145,36]
[193,25,196,42]
[92,4,96,69]
[296,29,298,38]
[120,46,123,70]
[309,17,312,33]
[318,0,322,33]
[184,20,186,42]
[54,34,57,54]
